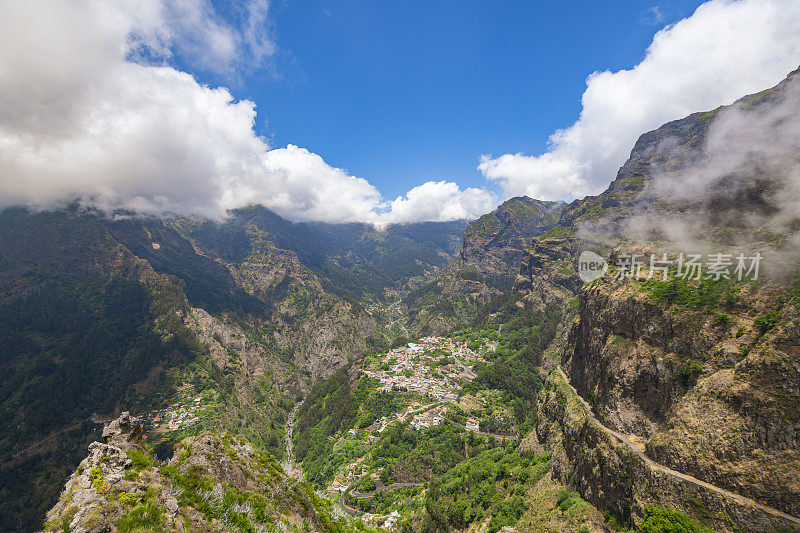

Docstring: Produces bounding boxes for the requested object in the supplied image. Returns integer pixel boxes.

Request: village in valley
[141,390,218,435]
[308,334,520,527]
[363,336,484,403]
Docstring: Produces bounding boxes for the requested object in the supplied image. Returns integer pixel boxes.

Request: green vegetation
[347,486,423,515]
[465,213,503,240]
[373,423,504,484]
[185,208,466,302]
[754,311,780,334]
[640,504,712,533]
[463,300,562,433]
[405,445,551,532]
[575,204,608,222]
[456,265,484,282]
[293,368,358,487]
[676,363,703,387]
[0,276,202,531]
[538,225,576,240]
[556,488,582,511]
[116,500,165,533]
[641,276,740,311]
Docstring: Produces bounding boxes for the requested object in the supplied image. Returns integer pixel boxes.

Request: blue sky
[3,0,800,223]
[199,1,704,199]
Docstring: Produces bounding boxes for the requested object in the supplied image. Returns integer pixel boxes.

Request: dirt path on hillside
[556,365,800,528]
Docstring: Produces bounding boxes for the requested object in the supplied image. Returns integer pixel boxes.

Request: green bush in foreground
[640,504,711,533]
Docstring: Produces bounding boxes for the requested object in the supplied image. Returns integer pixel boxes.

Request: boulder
[101,411,142,449]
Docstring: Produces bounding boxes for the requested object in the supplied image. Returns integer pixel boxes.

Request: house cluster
[328,456,367,494]
[146,395,204,432]
[364,337,483,402]
[411,405,448,430]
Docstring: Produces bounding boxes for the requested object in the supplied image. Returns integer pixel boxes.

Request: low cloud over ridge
[0,0,493,224]
[478,0,800,202]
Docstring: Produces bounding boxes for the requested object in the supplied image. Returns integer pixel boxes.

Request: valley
[4,68,800,533]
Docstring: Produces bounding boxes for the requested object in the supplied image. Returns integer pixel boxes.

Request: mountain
[519,68,800,531]
[43,412,370,532]
[179,206,466,302]
[401,197,564,335]
[461,196,563,275]
[0,205,464,532]
[8,69,800,533]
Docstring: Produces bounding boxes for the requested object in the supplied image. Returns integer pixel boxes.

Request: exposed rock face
[461,196,563,276]
[44,414,149,533]
[405,198,566,336]
[528,68,800,532]
[557,276,800,518]
[537,369,800,532]
[44,413,359,532]
[101,412,142,450]
[514,238,581,295]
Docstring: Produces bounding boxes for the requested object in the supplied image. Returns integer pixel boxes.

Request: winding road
[339,479,425,515]
[555,365,800,528]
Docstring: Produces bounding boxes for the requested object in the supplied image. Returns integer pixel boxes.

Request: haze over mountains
[3,1,800,532]
[1,67,799,532]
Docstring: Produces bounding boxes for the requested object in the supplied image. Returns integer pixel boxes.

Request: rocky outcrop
[43,413,151,533]
[101,412,143,450]
[461,197,563,276]
[43,413,362,532]
[530,67,800,532]
[537,369,800,532]
[514,238,581,295]
[555,274,800,518]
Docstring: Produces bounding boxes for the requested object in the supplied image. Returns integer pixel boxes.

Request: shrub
[457,265,484,282]
[119,492,140,507]
[556,488,581,511]
[754,312,780,334]
[641,504,711,533]
[676,363,702,387]
[712,314,731,330]
[116,500,166,533]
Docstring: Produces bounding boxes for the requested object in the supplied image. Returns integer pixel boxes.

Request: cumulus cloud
[161,0,276,76]
[374,181,497,225]
[0,0,487,224]
[479,0,800,202]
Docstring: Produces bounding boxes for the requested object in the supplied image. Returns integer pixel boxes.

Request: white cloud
[644,6,665,25]
[374,181,497,226]
[160,0,276,76]
[0,0,485,224]
[479,0,800,202]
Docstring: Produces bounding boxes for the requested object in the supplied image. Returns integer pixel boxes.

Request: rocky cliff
[44,413,368,533]
[461,197,563,275]
[403,197,565,336]
[0,206,386,531]
[528,67,800,531]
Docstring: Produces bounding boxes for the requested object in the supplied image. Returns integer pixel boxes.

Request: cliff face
[404,197,566,336]
[528,68,800,532]
[44,413,363,533]
[537,367,799,532]
[0,206,396,530]
[461,197,563,276]
[109,216,379,384]
[559,277,800,517]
